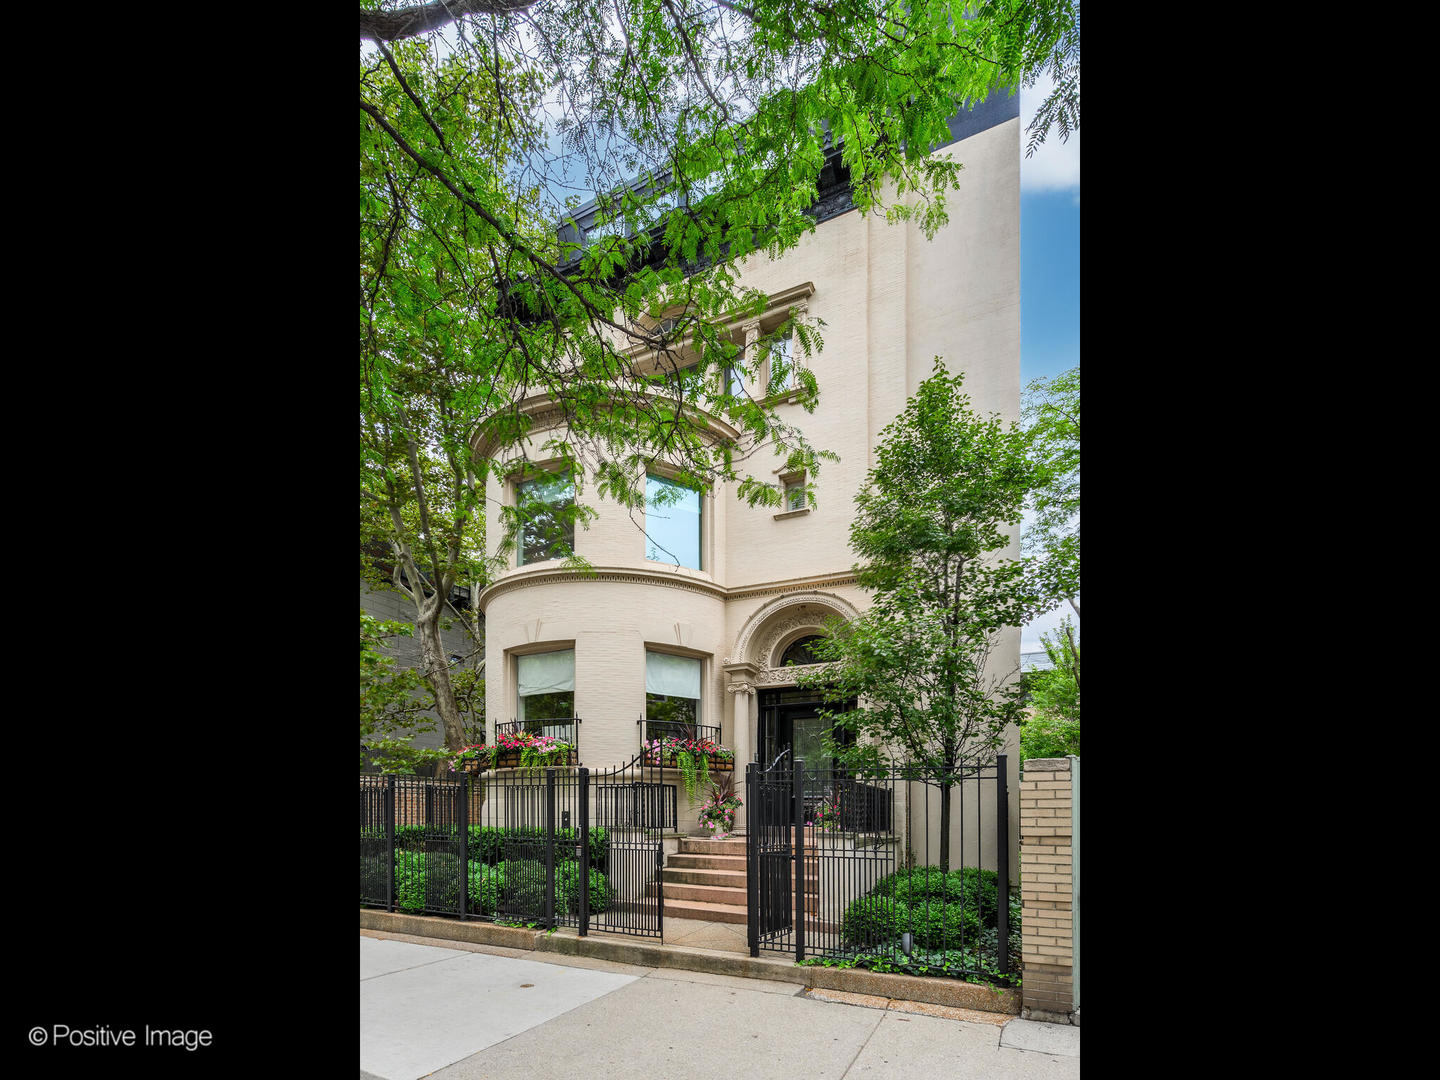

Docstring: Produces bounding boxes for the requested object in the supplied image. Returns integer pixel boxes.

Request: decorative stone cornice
[479,567,857,613]
[478,565,728,609]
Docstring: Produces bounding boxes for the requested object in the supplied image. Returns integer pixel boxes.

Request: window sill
[773,507,812,521]
[760,390,806,407]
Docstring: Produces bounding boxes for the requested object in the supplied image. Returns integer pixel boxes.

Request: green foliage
[359,2,1079,758]
[1022,365,1079,612]
[836,865,1022,984]
[386,855,613,919]
[1018,616,1078,761]
[387,825,609,872]
[360,610,484,773]
[797,365,1051,807]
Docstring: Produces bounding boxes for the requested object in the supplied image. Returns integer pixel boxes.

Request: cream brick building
[477,95,1022,834]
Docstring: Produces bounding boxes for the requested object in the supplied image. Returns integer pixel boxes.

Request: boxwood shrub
[385,826,609,872]
[842,865,1012,952]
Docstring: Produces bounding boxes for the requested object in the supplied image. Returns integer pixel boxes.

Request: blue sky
[1018,76,1079,653]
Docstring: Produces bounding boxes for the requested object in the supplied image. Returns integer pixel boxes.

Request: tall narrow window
[517,649,574,738]
[517,473,574,566]
[645,651,701,739]
[768,331,793,393]
[725,362,746,398]
[645,474,702,570]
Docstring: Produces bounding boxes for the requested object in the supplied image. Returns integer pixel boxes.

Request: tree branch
[359,0,536,43]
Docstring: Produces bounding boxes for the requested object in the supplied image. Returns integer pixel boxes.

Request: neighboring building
[1021,650,1057,673]
[477,93,1022,831]
[360,573,484,774]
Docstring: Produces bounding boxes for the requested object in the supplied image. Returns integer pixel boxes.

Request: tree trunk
[939,782,951,873]
[415,593,468,752]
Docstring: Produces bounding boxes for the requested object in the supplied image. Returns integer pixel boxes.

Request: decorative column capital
[724,659,759,695]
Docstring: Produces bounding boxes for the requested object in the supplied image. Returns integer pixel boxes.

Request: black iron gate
[585,753,669,939]
[746,756,805,957]
[360,752,669,941]
[744,755,1015,985]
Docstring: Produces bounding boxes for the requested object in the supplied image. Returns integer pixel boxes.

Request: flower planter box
[490,747,575,769]
[642,752,734,772]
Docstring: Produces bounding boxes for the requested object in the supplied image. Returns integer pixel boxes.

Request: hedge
[841,866,1012,952]
[382,826,610,871]
[376,852,611,918]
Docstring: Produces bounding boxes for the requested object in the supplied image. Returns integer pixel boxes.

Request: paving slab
[848,1012,1079,1079]
[360,938,471,981]
[999,1017,1081,1057]
[426,972,883,1080]
[359,939,640,1080]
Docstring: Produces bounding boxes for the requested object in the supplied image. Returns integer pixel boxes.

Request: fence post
[995,754,1009,975]
[544,768,556,930]
[459,775,470,921]
[746,762,759,958]
[385,776,395,914]
[578,768,590,937]
[793,758,805,964]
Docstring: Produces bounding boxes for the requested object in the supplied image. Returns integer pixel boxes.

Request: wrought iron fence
[745,756,1017,986]
[360,753,672,939]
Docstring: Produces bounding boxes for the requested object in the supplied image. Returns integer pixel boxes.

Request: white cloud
[1020,74,1080,193]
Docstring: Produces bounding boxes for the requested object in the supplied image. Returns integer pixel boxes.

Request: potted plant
[643,736,735,804]
[448,744,490,776]
[697,774,743,838]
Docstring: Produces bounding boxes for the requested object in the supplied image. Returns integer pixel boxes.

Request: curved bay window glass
[645,474,702,570]
[645,651,701,739]
[780,634,826,667]
[517,473,574,566]
[517,649,574,738]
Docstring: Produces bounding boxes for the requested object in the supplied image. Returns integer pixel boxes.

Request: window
[781,635,827,666]
[784,477,807,511]
[517,649,574,736]
[517,473,574,566]
[768,331,793,394]
[645,473,702,570]
[725,361,746,398]
[645,651,701,738]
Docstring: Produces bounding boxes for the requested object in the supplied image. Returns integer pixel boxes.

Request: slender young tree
[798,362,1051,869]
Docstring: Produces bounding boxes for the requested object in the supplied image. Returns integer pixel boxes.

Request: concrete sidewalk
[360,932,1078,1080]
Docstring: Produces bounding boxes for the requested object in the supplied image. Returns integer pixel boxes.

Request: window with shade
[516,649,574,738]
[645,651,701,739]
[645,473,702,571]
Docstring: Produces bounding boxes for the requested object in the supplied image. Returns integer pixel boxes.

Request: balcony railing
[638,718,722,750]
[495,717,580,761]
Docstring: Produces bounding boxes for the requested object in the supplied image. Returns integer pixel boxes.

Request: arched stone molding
[725,590,860,688]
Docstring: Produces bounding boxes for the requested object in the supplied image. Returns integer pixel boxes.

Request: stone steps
[652,834,819,926]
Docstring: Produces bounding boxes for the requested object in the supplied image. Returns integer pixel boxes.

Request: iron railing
[496,717,580,760]
[745,756,1016,985]
[638,718,722,749]
[361,752,674,939]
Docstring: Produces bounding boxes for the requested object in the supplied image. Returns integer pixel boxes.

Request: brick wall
[1019,756,1077,1024]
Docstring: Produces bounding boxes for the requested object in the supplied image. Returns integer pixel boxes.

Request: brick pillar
[1019,756,1077,1025]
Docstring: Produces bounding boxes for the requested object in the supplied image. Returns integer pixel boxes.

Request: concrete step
[677,836,747,856]
[666,853,747,871]
[662,866,748,888]
[662,866,818,896]
[662,898,749,924]
[654,880,748,906]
